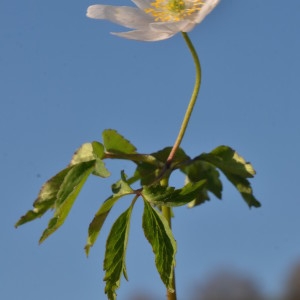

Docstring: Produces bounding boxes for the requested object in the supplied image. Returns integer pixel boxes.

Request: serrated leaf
[134,162,159,186]
[142,200,176,291]
[111,171,134,195]
[69,142,109,178]
[39,161,95,243]
[142,180,206,207]
[85,196,119,256]
[103,205,134,300]
[102,129,136,154]
[181,160,222,207]
[198,146,255,178]
[85,174,134,256]
[15,167,71,227]
[135,147,190,186]
[16,141,110,228]
[70,143,95,166]
[197,146,260,208]
[94,158,110,178]
[226,174,261,208]
[92,141,105,159]
[152,147,190,167]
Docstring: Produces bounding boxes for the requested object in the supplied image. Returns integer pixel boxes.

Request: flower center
[144,0,205,22]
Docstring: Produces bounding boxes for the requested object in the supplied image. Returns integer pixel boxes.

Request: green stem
[162,32,201,300]
[167,32,202,165]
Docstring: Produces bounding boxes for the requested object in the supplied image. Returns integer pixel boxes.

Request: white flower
[86,0,220,41]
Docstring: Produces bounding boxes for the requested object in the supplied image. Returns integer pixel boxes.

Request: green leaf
[70,142,110,177]
[226,174,261,208]
[39,161,95,243]
[16,142,110,229]
[152,147,190,168]
[142,200,176,291]
[70,143,95,165]
[103,204,134,300]
[102,129,136,154]
[94,158,110,178]
[15,167,71,227]
[197,146,260,208]
[92,141,105,159]
[181,160,222,207]
[142,180,207,207]
[198,146,255,178]
[134,162,159,186]
[135,147,190,186]
[111,171,134,195]
[85,173,134,256]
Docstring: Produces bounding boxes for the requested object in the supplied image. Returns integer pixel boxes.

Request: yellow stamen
[144,0,205,22]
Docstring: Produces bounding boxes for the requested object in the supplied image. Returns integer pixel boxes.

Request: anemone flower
[87,0,219,41]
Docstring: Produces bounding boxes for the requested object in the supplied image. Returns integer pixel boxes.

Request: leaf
[39,161,95,243]
[134,162,159,186]
[135,147,190,185]
[142,180,207,207]
[15,167,71,227]
[198,146,255,178]
[181,160,222,207]
[111,171,134,195]
[70,142,110,177]
[16,141,110,229]
[142,200,176,291]
[103,204,134,300]
[226,174,261,208]
[152,147,190,168]
[102,129,136,154]
[85,173,134,256]
[94,158,111,178]
[197,146,260,208]
[92,141,105,159]
[70,143,95,166]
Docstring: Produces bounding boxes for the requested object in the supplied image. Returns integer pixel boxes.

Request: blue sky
[1,0,300,299]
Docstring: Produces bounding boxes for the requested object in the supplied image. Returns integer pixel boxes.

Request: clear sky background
[1,1,300,299]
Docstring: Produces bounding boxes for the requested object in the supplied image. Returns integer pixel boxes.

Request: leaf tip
[84,244,91,257]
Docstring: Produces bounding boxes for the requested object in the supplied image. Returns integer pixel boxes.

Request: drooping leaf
[111,171,134,195]
[135,147,190,185]
[181,160,222,207]
[153,147,190,165]
[142,180,207,207]
[102,129,136,154]
[197,146,260,208]
[16,141,110,229]
[69,142,110,177]
[92,141,105,159]
[94,158,111,178]
[39,161,95,243]
[85,172,134,256]
[70,143,95,166]
[134,162,159,186]
[142,200,176,291]
[103,204,134,300]
[225,174,261,208]
[15,167,71,227]
[198,146,255,178]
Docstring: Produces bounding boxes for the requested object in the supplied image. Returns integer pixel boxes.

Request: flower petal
[131,0,152,10]
[150,19,195,34]
[87,5,152,29]
[112,29,175,41]
[194,0,220,24]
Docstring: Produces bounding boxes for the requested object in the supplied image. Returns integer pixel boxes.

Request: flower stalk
[167,31,202,164]
[162,32,201,300]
